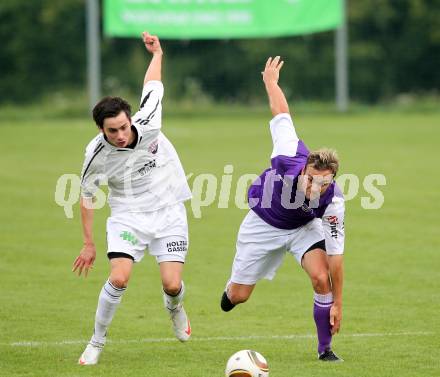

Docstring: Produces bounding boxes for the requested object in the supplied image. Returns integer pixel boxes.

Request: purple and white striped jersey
[248,113,345,254]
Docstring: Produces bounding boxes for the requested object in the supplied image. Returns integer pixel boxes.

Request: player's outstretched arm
[262,56,289,116]
[142,31,163,85]
[72,197,96,278]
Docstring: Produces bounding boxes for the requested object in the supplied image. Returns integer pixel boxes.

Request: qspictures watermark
[54,164,386,219]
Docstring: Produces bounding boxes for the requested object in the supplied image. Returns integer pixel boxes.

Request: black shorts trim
[306,239,326,253]
[107,252,134,261]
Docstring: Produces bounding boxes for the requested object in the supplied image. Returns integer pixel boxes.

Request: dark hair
[92,96,131,129]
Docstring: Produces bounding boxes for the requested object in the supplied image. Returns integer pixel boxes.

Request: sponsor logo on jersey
[119,231,138,245]
[325,216,339,239]
[166,240,187,253]
[148,140,158,154]
[137,160,156,176]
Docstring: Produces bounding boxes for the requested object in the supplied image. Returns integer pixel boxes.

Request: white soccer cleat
[78,342,104,365]
[167,304,191,342]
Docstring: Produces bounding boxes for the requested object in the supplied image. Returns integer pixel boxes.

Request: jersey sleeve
[80,139,105,199]
[269,113,300,158]
[132,80,164,134]
[322,194,345,255]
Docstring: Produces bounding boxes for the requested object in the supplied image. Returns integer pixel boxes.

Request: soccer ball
[225,350,269,377]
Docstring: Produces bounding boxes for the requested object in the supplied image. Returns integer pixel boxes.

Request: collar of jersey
[102,124,142,151]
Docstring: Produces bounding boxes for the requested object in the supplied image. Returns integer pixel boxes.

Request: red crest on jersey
[325,215,339,224]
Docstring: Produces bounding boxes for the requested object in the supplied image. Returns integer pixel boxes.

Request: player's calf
[221,282,254,311]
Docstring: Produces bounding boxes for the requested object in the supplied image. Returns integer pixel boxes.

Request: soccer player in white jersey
[220,57,345,362]
[73,32,192,365]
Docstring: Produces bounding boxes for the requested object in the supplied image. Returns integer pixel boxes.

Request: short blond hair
[306,148,339,176]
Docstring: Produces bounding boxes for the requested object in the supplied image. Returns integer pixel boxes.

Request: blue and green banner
[104,0,342,39]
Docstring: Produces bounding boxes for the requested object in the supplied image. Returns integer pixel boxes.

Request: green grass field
[1,108,439,376]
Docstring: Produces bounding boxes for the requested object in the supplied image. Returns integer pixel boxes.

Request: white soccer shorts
[106,202,189,263]
[230,210,325,285]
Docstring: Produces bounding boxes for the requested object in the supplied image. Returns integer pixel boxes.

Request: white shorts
[106,202,188,263]
[230,210,324,285]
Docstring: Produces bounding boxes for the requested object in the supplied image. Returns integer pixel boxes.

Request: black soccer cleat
[318,349,344,362]
[220,291,236,312]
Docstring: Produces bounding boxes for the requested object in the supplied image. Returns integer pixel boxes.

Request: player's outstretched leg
[163,280,191,341]
[78,279,127,365]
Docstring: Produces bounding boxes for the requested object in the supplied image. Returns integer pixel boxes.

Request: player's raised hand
[262,56,284,85]
[72,244,96,278]
[330,304,342,335]
[142,32,163,55]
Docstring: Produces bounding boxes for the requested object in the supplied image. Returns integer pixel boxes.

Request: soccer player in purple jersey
[221,57,345,362]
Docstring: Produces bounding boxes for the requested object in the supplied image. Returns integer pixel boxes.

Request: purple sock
[313,292,333,354]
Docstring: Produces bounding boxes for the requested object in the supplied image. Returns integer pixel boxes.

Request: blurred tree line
[0,0,439,105]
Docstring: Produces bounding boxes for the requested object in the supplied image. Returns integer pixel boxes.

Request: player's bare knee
[110,275,129,288]
[163,280,182,296]
[310,272,330,293]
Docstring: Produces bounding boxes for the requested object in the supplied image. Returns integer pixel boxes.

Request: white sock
[163,281,185,311]
[91,280,126,345]
[314,292,334,305]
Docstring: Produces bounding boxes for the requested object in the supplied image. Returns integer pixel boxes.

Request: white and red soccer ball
[225,350,269,377]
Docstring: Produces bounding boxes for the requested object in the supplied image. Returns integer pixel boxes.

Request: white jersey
[80,80,192,214]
